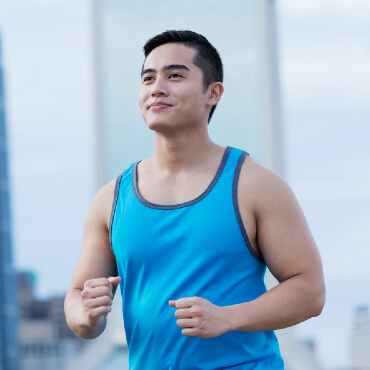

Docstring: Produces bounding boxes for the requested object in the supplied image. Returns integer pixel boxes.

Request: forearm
[64,288,107,339]
[223,274,325,333]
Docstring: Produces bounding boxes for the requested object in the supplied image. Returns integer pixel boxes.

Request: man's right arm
[64,179,120,339]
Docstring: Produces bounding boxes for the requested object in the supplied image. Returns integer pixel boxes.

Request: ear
[206,82,224,107]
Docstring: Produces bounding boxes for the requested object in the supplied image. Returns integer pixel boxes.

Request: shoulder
[94,178,117,210]
[85,177,119,231]
[238,156,320,279]
[238,155,294,215]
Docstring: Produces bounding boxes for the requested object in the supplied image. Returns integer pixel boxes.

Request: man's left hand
[169,296,229,339]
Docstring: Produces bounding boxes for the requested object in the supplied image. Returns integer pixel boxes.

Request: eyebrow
[141,64,190,77]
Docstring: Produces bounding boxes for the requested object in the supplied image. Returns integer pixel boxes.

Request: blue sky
[0,1,370,369]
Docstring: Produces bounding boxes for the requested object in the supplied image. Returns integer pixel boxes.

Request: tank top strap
[224,146,249,173]
[214,147,249,191]
[109,162,134,246]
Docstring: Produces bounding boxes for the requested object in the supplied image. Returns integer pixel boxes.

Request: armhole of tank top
[232,152,265,264]
[109,171,125,252]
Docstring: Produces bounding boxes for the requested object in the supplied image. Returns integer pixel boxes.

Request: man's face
[139,43,210,132]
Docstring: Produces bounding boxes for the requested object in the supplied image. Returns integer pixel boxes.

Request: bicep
[68,181,118,292]
[253,169,323,283]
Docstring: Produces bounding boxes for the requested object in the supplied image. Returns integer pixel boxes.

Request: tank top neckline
[132,146,232,210]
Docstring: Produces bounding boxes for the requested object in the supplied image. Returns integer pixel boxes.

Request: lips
[149,102,171,111]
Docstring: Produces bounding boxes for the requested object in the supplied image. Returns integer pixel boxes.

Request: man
[65,30,325,369]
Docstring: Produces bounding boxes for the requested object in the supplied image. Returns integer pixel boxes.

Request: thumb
[108,276,121,286]
[168,300,177,308]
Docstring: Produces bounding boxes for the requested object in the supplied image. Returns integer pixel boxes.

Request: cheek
[183,90,206,112]
[139,88,148,109]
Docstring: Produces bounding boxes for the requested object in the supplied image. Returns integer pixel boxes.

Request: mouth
[148,102,171,111]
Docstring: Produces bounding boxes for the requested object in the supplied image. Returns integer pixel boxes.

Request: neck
[150,126,221,174]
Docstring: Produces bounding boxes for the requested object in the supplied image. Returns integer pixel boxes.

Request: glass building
[0,33,19,370]
[93,0,284,188]
[67,1,321,369]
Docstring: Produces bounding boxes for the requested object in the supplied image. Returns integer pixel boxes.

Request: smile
[149,102,171,111]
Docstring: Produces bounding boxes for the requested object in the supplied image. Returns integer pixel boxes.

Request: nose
[150,78,168,97]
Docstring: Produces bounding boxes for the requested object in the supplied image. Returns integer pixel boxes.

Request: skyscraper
[93,0,284,187]
[68,1,321,369]
[0,33,19,370]
[350,306,370,368]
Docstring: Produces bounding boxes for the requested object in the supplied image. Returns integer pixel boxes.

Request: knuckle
[82,299,92,309]
[102,279,109,286]
[190,307,201,316]
[86,310,96,320]
[105,306,112,314]
[97,306,108,315]
[193,296,201,304]
[194,317,201,326]
[84,279,94,288]
[81,290,88,299]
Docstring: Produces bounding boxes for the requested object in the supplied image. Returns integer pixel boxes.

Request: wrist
[222,302,252,333]
[220,304,237,333]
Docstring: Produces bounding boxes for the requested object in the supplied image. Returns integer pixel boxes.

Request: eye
[169,73,182,79]
[143,76,154,83]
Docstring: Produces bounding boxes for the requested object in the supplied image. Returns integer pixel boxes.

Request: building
[69,1,321,369]
[93,0,284,187]
[0,32,19,370]
[18,271,86,370]
[350,306,370,369]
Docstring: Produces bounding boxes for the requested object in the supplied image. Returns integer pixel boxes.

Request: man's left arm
[169,162,325,338]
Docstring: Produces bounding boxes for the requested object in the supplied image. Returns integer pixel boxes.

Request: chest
[137,168,215,206]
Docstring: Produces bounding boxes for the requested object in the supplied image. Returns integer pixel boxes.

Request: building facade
[93,0,284,188]
[18,271,85,370]
[71,1,322,369]
[0,33,19,370]
[350,306,370,369]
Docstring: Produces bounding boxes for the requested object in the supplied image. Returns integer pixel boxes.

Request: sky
[0,1,370,369]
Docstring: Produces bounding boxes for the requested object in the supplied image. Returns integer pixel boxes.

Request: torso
[133,147,261,258]
[108,146,283,368]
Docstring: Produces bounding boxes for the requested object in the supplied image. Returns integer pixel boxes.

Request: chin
[146,118,186,135]
[146,119,171,132]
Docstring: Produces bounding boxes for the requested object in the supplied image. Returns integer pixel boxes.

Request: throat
[134,146,229,207]
[138,169,213,206]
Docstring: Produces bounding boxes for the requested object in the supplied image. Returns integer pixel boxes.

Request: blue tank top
[110,146,284,370]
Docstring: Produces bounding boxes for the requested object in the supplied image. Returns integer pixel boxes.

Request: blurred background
[0,0,369,369]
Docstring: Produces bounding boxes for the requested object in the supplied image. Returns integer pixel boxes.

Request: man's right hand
[80,276,121,327]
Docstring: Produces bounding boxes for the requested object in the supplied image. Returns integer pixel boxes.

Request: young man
[65,30,325,369]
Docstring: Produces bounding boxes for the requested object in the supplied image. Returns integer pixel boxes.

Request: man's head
[142,30,223,123]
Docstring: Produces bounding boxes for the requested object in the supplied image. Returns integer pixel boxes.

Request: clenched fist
[81,276,121,328]
[169,296,229,339]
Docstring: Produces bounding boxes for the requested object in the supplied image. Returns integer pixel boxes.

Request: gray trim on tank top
[109,171,125,247]
[232,151,265,263]
[132,146,232,210]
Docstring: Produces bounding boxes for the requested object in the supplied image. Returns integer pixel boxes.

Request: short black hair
[143,30,223,123]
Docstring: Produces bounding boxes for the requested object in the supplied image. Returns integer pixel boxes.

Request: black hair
[143,30,223,123]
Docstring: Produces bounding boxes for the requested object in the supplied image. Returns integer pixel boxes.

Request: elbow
[64,293,77,335]
[310,281,326,317]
